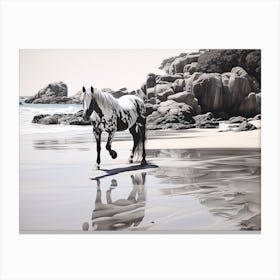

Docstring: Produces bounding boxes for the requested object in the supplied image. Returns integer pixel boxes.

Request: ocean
[19,102,88,135]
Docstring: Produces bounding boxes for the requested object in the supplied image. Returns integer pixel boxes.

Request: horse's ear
[90,86,94,93]
[82,86,86,93]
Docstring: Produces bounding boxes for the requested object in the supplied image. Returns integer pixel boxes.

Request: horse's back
[118,95,144,112]
[115,95,145,131]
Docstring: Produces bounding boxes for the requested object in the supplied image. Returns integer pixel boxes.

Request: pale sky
[19,49,189,96]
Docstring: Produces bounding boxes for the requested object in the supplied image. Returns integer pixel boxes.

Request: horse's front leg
[93,128,101,169]
[105,130,117,159]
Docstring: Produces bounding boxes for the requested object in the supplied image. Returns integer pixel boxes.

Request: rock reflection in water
[33,138,90,151]
[84,173,146,231]
[149,148,261,230]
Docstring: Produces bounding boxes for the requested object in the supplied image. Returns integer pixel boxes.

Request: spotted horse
[81,86,147,169]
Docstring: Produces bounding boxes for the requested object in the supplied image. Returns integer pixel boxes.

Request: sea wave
[20,104,82,114]
[20,103,88,135]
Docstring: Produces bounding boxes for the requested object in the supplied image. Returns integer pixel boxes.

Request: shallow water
[82,149,260,232]
[20,133,261,232]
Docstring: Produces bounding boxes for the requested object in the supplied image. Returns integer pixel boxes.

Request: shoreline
[21,121,261,149]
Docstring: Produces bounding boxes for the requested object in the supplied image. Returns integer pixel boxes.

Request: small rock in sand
[235,121,257,132]
[82,222,89,231]
[228,116,247,124]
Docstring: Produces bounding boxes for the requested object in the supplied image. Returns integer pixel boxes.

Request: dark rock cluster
[32,110,90,125]
[142,50,261,129]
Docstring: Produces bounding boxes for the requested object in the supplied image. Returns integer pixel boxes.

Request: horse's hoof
[96,165,100,170]
[110,151,117,159]
[129,159,133,164]
[140,160,147,166]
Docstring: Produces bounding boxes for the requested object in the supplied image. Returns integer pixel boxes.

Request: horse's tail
[133,99,146,161]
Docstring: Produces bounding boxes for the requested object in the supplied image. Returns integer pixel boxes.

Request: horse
[81,86,147,169]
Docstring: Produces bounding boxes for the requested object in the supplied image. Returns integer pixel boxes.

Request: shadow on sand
[90,163,158,181]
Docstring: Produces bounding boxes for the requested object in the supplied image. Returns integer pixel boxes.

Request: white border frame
[1,0,280,279]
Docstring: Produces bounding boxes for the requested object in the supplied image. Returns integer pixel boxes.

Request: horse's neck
[95,93,122,114]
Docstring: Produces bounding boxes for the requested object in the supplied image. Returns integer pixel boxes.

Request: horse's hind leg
[105,130,117,159]
[140,117,147,166]
[129,124,140,163]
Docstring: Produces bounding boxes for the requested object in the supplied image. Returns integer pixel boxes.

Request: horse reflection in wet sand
[85,173,146,231]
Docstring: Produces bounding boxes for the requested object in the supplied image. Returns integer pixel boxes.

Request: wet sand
[20,124,261,232]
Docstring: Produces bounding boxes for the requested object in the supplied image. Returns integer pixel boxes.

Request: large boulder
[184,66,257,117]
[185,72,203,93]
[228,72,251,113]
[157,88,174,102]
[167,91,201,114]
[248,76,260,93]
[167,91,188,103]
[157,74,183,83]
[192,73,224,113]
[221,72,232,112]
[193,112,219,128]
[171,79,185,93]
[170,53,201,74]
[239,92,261,117]
[112,87,128,98]
[146,73,157,88]
[222,68,257,116]
[159,51,204,75]
[146,87,156,99]
[148,97,157,105]
[147,100,195,129]
[146,110,162,124]
[153,83,173,95]
[140,73,157,95]
[158,100,194,120]
[183,62,198,74]
[145,103,156,116]
[157,100,176,115]
[231,66,248,77]
[25,81,68,104]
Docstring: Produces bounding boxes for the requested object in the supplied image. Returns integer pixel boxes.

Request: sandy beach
[20,121,261,233]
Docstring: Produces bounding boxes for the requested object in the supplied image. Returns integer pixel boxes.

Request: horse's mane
[92,88,121,113]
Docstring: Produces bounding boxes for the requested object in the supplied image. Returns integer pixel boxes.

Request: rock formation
[24,82,133,104]
[25,82,72,104]
[32,110,91,125]
[143,50,261,129]
[27,49,261,130]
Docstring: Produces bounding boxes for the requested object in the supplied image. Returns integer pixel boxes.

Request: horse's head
[81,86,94,121]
